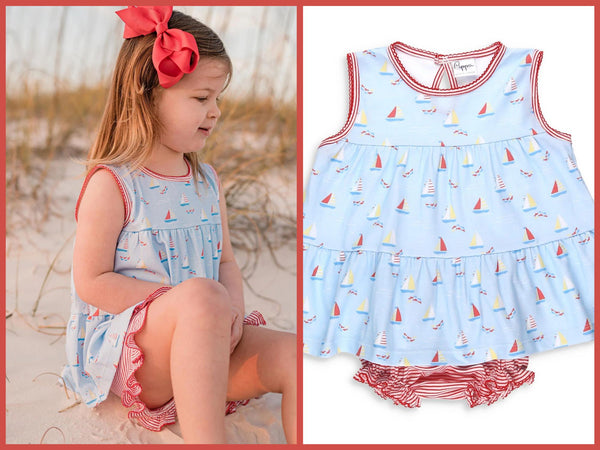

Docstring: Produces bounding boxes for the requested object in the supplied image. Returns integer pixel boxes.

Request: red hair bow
[116,6,199,88]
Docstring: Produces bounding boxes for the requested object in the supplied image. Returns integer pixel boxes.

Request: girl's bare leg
[133,277,297,443]
[227,325,297,444]
[134,278,232,443]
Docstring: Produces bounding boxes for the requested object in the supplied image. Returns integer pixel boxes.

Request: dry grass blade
[32,231,75,317]
[14,311,65,337]
[32,372,70,400]
[58,401,81,413]
[39,426,66,444]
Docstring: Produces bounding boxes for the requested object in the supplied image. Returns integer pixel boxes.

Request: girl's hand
[230,309,244,354]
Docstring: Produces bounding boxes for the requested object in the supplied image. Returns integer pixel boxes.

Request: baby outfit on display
[303,41,594,407]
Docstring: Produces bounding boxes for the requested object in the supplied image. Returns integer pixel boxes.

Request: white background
[303,6,594,445]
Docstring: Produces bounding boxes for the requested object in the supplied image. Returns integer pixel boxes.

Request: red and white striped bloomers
[354,358,535,408]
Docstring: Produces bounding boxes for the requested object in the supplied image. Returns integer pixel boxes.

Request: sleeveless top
[61,161,223,406]
[303,42,594,367]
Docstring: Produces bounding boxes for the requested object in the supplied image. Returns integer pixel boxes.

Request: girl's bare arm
[217,185,245,318]
[72,169,169,315]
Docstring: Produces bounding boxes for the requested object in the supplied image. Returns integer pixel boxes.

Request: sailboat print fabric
[62,161,223,407]
[303,42,594,369]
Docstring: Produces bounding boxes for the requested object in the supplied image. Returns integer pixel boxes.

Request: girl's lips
[198,127,211,136]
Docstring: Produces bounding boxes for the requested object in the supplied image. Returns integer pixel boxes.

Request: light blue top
[303,42,594,366]
[62,161,223,406]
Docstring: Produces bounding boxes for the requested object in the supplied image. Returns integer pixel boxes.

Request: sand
[5,156,296,444]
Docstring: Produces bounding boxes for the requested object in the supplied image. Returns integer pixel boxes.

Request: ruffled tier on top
[303,230,594,367]
[303,134,593,258]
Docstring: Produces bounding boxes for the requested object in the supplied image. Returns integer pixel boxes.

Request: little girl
[61,6,296,444]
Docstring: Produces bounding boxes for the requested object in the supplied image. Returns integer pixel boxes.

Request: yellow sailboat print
[443,109,459,127]
[470,270,481,287]
[555,215,568,232]
[367,204,381,220]
[422,305,435,321]
[493,295,506,312]
[522,193,537,212]
[355,110,368,127]
[382,230,396,247]
[356,298,369,315]
[553,331,568,348]
[303,223,317,240]
[462,150,473,167]
[486,348,498,361]
[379,60,394,75]
[528,137,541,155]
[533,254,545,272]
[331,148,345,162]
[442,204,456,223]
[469,232,484,249]
[397,151,408,167]
[401,275,416,292]
[340,270,354,287]
[562,276,575,293]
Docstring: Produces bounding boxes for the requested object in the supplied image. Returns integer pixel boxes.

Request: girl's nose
[209,102,221,119]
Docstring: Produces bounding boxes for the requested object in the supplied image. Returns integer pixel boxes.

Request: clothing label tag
[452,58,477,78]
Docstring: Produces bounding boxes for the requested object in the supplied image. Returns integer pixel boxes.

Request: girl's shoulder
[199,162,222,198]
[75,163,134,224]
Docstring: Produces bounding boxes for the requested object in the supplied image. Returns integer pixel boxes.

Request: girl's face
[153,58,229,156]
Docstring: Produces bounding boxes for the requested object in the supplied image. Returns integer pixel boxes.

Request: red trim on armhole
[74,165,131,226]
[205,163,221,198]
[530,50,572,142]
[318,52,359,148]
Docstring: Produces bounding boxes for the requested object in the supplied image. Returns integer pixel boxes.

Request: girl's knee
[171,277,231,322]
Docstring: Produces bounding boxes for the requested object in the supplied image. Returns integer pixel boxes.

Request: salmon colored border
[1,2,599,448]
[297,5,304,444]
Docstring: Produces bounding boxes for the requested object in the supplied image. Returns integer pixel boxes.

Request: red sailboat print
[535,286,545,304]
[438,154,447,171]
[502,148,514,165]
[523,227,535,243]
[330,302,341,319]
[353,234,364,249]
[390,307,402,324]
[164,209,177,223]
[434,236,447,254]
[468,303,481,321]
[370,153,383,171]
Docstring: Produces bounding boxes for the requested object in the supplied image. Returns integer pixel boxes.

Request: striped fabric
[110,288,266,432]
[353,357,534,408]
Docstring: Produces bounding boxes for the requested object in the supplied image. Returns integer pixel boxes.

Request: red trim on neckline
[141,159,192,181]
[388,41,506,96]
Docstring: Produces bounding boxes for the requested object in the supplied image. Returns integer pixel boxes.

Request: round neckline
[387,41,506,96]
[141,158,192,181]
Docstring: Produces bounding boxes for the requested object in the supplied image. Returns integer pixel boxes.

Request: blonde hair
[87,10,232,182]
